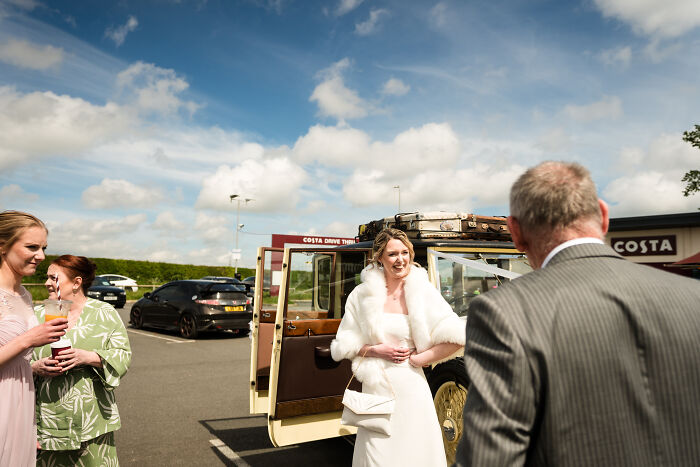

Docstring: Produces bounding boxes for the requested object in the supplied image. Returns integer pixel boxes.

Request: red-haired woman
[0,211,67,467]
[32,255,131,467]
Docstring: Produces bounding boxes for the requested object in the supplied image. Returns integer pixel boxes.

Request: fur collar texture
[331,263,465,387]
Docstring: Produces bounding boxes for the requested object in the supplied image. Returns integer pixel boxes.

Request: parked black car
[129,280,252,339]
[87,276,127,308]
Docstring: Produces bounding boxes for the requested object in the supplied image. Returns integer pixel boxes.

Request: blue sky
[1,0,699,267]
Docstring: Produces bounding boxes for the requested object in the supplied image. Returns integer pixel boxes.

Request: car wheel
[428,358,469,466]
[130,307,143,329]
[179,313,198,339]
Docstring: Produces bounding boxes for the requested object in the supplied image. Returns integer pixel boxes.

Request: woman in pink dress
[0,211,68,467]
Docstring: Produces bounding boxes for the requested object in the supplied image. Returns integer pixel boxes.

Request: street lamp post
[229,194,253,274]
[393,185,401,213]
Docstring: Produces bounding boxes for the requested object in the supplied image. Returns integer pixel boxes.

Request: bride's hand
[369,343,411,363]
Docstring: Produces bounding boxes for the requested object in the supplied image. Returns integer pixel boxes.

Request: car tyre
[427,358,469,466]
[130,307,143,329]
[179,313,198,339]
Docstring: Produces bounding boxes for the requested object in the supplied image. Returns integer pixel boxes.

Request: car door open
[255,246,369,447]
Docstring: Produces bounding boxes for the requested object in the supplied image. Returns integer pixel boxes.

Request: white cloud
[342,163,524,211]
[152,211,186,231]
[430,2,448,27]
[355,9,389,36]
[195,157,309,212]
[293,122,459,176]
[0,39,64,70]
[116,61,199,116]
[293,124,371,165]
[46,214,147,257]
[603,171,697,216]
[105,16,139,47]
[0,0,39,17]
[603,132,699,216]
[643,38,683,63]
[382,78,410,96]
[194,212,230,243]
[321,220,356,237]
[301,200,328,214]
[81,179,164,209]
[146,249,181,263]
[563,96,623,122]
[0,184,39,206]
[186,246,232,266]
[598,46,632,68]
[615,132,698,172]
[0,86,132,170]
[593,0,700,39]
[310,59,369,121]
[535,128,571,154]
[336,0,363,16]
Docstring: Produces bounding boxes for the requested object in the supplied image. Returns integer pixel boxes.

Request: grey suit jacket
[455,243,700,467]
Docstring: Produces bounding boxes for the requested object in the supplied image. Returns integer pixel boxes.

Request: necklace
[386,284,403,301]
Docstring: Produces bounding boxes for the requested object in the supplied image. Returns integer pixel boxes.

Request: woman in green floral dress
[32,255,132,467]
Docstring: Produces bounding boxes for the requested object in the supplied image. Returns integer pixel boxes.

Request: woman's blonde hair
[0,210,47,264]
[370,228,416,267]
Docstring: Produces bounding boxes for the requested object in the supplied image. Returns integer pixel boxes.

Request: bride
[331,228,464,467]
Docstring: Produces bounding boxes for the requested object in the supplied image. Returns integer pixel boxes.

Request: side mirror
[143,292,152,299]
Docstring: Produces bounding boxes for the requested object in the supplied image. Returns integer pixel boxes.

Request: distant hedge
[23,255,255,286]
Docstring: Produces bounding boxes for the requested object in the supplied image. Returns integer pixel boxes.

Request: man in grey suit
[455,161,700,466]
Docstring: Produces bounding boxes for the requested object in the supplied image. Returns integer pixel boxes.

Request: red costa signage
[271,234,356,248]
[611,235,677,256]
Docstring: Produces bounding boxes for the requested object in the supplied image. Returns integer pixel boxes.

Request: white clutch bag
[340,351,396,436]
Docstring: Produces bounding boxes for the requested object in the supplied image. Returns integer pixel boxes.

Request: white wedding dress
[352,313,447,467]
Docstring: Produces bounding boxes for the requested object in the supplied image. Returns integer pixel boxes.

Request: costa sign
[611,235,677,256]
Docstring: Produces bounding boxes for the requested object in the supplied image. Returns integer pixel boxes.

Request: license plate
[104,296,117,301]
[225,305,245,312]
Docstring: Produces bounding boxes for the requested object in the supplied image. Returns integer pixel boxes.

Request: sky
[1,0,699,268]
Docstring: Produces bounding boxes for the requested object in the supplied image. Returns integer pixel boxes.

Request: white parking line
[126,329,195,344]
[209,438,251,466]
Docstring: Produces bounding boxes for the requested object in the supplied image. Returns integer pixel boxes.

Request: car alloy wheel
[179,313,198,339]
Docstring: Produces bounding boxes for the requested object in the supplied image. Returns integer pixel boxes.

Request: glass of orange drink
[44,299,72,322]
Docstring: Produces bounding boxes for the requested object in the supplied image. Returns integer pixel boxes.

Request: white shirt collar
[541,237,604,268]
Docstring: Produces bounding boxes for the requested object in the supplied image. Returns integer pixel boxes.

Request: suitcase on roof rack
[358,219,385,242]
[391,212,462,239]
[460,214,510,240]
[359,212,462,241]
[358,212,511,242]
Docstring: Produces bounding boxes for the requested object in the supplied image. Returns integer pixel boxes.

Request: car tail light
[246,297,252,305]
[195,299,221,305]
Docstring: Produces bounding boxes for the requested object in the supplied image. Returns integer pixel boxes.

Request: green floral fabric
[32,298,131,453]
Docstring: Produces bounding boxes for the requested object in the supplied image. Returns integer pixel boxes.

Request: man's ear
[598,199,609,236]
[507,216,528,253]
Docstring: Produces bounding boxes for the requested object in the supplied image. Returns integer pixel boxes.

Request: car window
[205,283,245,293]
[155,284,189,301]
[93,277,111,286]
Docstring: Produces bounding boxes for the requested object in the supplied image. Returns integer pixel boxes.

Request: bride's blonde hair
[370,228,416,267]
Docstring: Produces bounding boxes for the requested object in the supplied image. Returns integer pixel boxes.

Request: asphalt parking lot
[114,303,353,466]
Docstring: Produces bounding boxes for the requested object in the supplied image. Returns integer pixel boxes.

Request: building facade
[606,212,700,279]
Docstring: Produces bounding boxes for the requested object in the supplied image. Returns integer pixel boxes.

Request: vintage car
[248,214,531,463]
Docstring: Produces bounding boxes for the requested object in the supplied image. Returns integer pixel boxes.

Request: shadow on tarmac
[200,416,353,467]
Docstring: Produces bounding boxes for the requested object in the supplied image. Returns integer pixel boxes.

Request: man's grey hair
[510,161,601,234]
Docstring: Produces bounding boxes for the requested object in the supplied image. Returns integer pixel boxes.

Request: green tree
[681,125,700,197]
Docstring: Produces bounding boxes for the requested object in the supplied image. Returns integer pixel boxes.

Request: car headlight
[87,291,100,297]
